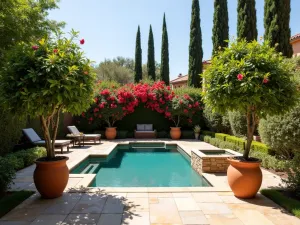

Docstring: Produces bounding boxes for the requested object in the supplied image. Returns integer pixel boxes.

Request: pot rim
[106,127,117,129]
[227,157,261,168]
[170,127,181,129]
[35,156,69,164]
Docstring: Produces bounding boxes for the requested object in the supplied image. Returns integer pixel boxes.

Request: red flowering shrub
[82,81,203,128]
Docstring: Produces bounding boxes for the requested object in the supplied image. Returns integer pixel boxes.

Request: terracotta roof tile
[291,33,300,42]
[170,74,188,84]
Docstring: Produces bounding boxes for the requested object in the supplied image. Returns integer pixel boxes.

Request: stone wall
[191,151,230,174]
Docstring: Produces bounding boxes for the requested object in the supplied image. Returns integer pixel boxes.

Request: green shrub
[181,130,194,139]
[215,133,230,141]
[219,141,242,151]
[226,136,246,150]
[203,135,212,143]
[203,106,231,133]
[283,152,300,195]
[259,103,300,159]
[0,108,26,156]
[228,111,247,137]
[201,131,215,137]
[250,151,287,171]
[0,157,16,194]
[250,141,269,154]
[5,154,24,171]
[199,135,205,141]
[157,130,169,138]
[209,138,222,147]
[14,147,46,167]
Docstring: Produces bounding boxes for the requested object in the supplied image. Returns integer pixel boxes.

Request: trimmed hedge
[201,131,216,137]
[226,136,246,150]
[251,141,269,154]
[215,133,230,141]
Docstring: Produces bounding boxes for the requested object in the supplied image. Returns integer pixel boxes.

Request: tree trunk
[51,108,61,154]
[243,107,257,160]
[40,116,55,159]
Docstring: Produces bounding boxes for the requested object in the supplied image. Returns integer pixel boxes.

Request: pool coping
[66,141,233,192]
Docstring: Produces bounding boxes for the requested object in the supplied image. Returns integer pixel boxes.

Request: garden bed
[0,191,34,218]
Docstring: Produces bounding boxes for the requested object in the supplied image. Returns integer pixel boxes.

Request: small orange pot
[105,127,117,140]
[34,156,69,199]
[227,158,262,199]
[170,127,181,140]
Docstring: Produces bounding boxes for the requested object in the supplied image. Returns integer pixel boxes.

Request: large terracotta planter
[170,127,181,140]
[227,158,262,199]
[105,127,117,140]
[34,156,69,199]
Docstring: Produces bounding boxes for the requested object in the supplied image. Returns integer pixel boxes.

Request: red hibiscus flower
[53,49,58,54]
[263,78,269,84]
[32,45,39,50]
[184,109,188,114]
[84,71,89,75]
[80,39,85,45]
[237,73,244,81]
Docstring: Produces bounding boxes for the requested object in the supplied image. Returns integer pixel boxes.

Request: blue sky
[48,0,300,80]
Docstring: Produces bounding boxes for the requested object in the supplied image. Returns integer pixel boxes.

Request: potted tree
[0,31,95,198]
[194,125,201,140]
[93,83,137,140]
[167,94,200,140]
[203,40,298,198]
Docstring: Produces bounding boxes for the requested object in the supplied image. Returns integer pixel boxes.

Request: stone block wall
[191,151,230,174]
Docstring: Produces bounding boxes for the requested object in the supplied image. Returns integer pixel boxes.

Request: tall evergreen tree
[188,0,203,88]
[147,25,156,80]
[134,26,142,83]
[160,13,170,85]
[264,0,293,57]
[212,0,229,55]
[237,0,257,41]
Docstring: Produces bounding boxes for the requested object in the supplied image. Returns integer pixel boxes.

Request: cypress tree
[160,13,170,85]
[188,0,203,88]
[134,26,142,83]
[237,0,257,41]
[212,0,229,55]
[264,0,293,57]
[147,25,156,80]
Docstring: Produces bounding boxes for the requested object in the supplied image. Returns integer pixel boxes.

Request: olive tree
[203,40,298,160]
[0,30,95,159]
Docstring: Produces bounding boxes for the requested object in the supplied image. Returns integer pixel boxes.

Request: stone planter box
[191,149,242,174]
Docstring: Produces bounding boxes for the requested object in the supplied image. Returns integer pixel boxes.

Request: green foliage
[226,136,246,150]
[237,0,257,41]
[228,111,247,137]
[0,31,96,158]
[219,141,241,151]
[251,141,269,154]
[284,152,300,195]
[0,191,34,218]
[203,135,212,143]
[0,0,64,58]
[203,106,231,133]
[215,133,230,141]
[0,108,26,156]
[259,103,300,159]
[188,0,203,88]
[147,25,156,80]
[134,26,142,82]
[5,154,24,171]
[202,131,216,137]
[181,130,194,139]
[160,13,170,85]
[209,138,222,147]
[203,40,298,159]
[212,0,229,55]
[261,189,300,218]
[264,0,293,57]
[94,58,134,84]
[0,157,15,194]
[116,130,128,139]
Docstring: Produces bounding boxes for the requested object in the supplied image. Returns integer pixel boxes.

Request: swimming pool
[71,144,211,187]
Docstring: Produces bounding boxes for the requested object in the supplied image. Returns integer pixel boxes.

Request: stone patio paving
[1,140,299,224]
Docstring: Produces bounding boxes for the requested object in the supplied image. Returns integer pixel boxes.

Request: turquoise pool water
[71,144,210,187]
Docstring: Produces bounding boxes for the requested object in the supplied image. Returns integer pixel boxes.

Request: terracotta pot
[34,156,69,199]
[105,127,117,140]
[170,127,181,140]
[227,158,262,199]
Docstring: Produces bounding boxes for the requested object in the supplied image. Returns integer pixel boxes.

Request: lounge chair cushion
[23,128,42,143]
[34,140,71,146]
[144,124,153,131]
[136,124,145,131]
[84,134,101,138]
[68,126,80,135]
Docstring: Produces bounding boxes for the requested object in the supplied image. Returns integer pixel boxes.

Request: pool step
[81,163,100,174]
